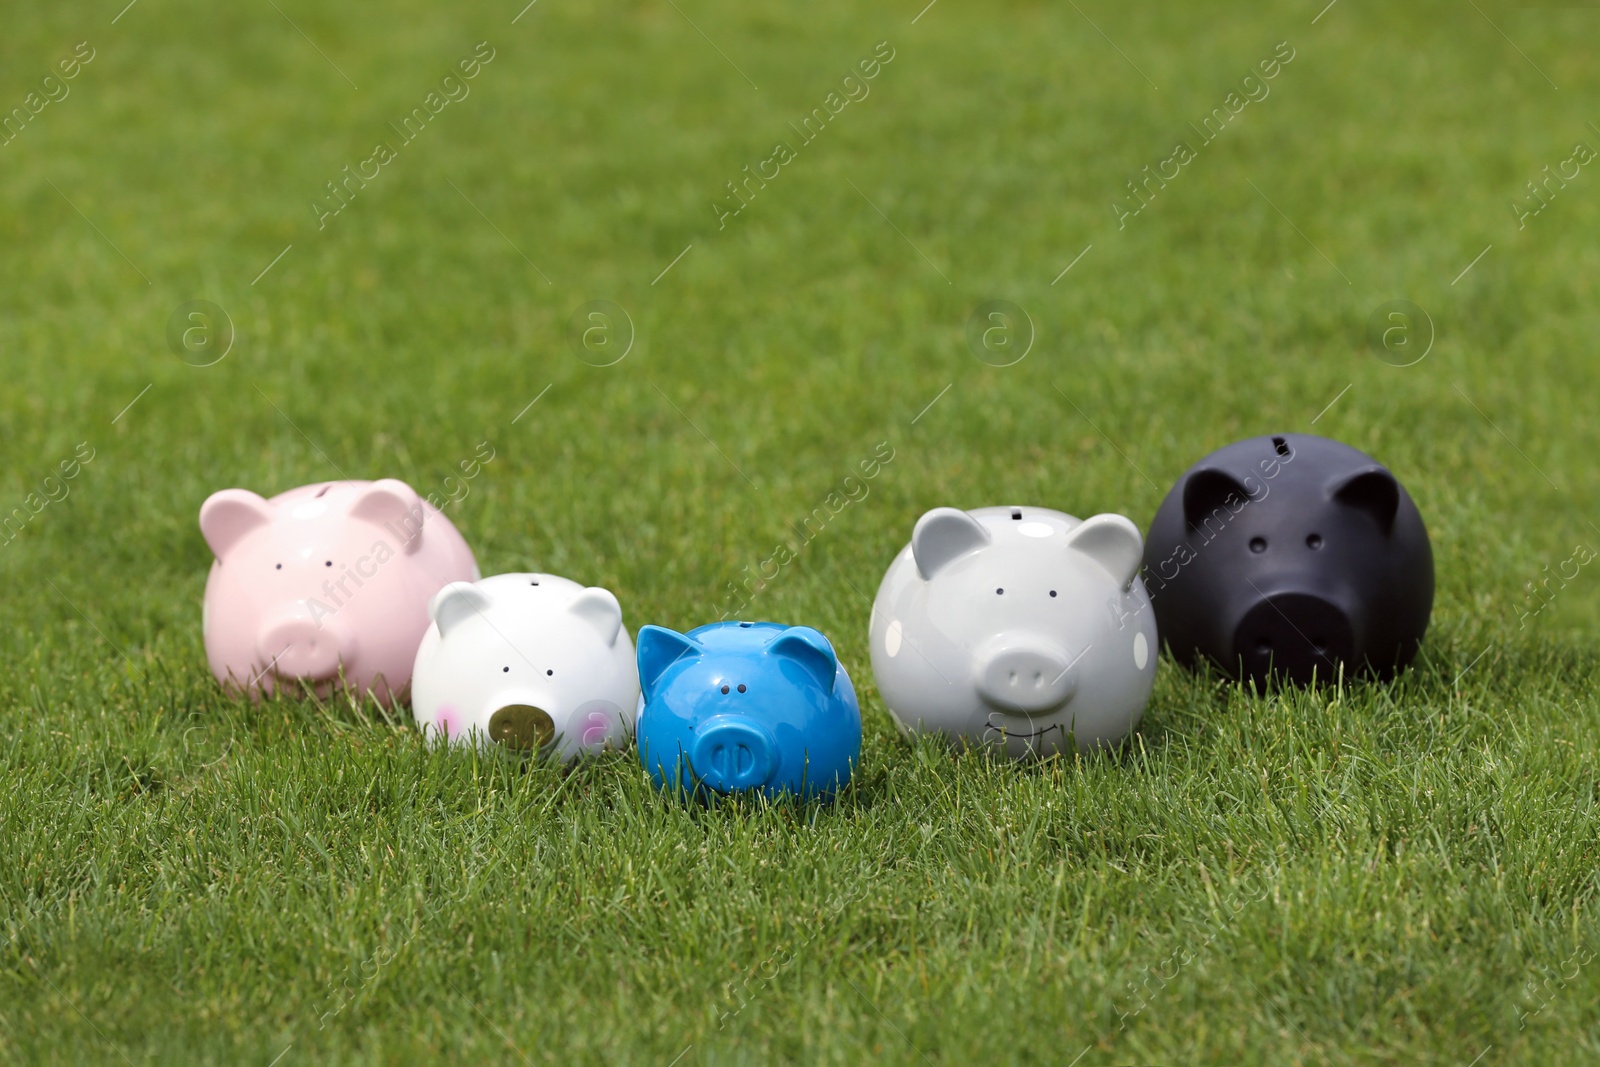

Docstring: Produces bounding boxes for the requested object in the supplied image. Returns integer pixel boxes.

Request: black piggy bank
[1142,434,1433,686]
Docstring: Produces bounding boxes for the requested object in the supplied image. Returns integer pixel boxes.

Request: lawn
[3,0,1599,1063]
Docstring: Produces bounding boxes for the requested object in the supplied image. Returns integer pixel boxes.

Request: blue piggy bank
[635,621,861,800]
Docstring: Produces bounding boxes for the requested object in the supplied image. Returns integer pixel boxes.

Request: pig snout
[1232,592,1356,685]
[257,612,351,684]
[690,716,777,792]
[488,704,556,751]
[974,636,1078,714]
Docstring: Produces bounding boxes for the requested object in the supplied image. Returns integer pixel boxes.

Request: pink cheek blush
[434,705,461,742]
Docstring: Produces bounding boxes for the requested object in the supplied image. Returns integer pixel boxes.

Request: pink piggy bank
[199,479,479,705]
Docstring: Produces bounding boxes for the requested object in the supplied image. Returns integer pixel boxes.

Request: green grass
[4,0,1600,1062]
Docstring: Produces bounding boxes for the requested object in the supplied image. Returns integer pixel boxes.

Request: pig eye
[275,563,282,570]
[325,560,333,567]
[1306,534,1323,550]
[546,669,554,676]
[502,666,509,672]
[995,587,1004,595]
[1249,537,1267,554]
[737,684,747,693]
[1049,590,1058,597]
[720,685,730,694]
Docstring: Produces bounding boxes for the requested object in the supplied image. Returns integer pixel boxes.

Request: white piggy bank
[410,573,639,760]
[869,506,1158,758]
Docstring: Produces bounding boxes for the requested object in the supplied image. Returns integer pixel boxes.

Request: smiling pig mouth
[982,716,1065,743]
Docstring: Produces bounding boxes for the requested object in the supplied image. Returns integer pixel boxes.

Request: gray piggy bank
[869,506,1158,758]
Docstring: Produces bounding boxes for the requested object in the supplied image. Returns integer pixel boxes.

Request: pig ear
[1182,468,1252,532]
[636,625,700,703]
[429,581,493,637]
[1331,466,1401,534]
[199,489,274,561]
[569,587,624,647]
[910,507,992,579]
[351,479,426,552]
[1063,513,1144,589]
[766,626,838,694]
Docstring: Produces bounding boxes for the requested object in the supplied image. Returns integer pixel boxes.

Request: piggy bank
[1143,433,1433,686]
[410,573,638,759]
[199,479,478,704]
[635,621,861,799]
[869,506,1157,758]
